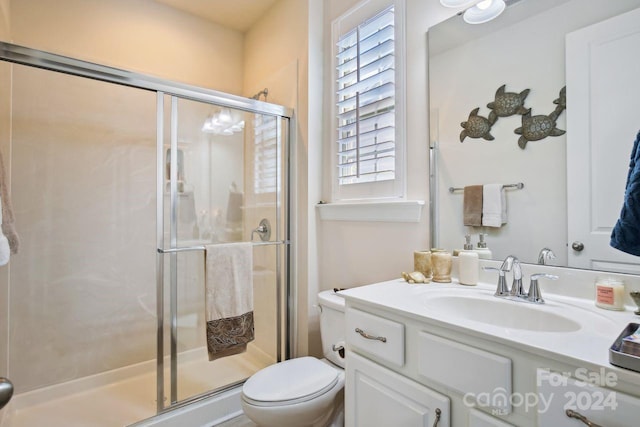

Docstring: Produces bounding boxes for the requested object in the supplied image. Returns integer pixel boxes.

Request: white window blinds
[336,6,395,186]
[253,114,278,194]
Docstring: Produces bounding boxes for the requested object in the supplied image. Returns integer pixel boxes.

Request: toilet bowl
[241,357,345,427]
[241,290,346,427]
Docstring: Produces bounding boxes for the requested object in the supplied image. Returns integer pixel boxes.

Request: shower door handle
[0,377,13,410]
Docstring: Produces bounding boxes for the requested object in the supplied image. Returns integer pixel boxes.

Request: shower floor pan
[1,347,270,427]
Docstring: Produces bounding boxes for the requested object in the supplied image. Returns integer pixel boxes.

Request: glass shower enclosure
[0,43,291,426]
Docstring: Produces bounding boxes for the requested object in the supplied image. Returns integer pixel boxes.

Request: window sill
[316,200,425,223]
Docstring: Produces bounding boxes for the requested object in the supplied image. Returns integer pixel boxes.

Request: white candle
[595,279,625,311]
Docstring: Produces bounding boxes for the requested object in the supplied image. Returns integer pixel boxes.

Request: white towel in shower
[205,242,254,361]
[0,194,10,266]
[482,184,507,227]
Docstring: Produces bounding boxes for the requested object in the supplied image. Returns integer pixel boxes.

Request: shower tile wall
[9,66,158,393]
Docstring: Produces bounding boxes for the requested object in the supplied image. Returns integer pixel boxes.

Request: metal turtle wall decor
[459,84,567,148]
[487,84,530,122]
[514,108,565,149]
[460,107,497,142]
[553,85,566,113]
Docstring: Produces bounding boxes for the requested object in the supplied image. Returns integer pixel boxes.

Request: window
[253,114,279,195]
[332,0,405,201]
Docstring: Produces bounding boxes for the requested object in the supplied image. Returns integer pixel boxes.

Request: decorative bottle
[475,234,493,259]
[431,249,452,283]
[458,235,479,286]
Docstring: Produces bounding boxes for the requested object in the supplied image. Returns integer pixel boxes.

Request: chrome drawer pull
[566,409,602,427]
[433,408,441,427]
[355,328,387,343]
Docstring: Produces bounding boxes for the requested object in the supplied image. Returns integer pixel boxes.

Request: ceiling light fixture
[439,0,478,7]
[202,108,245,136]
[463,0,506,24]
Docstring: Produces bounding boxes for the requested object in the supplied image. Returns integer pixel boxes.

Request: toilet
[241,290,346,427]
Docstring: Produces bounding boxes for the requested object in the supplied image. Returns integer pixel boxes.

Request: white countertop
[341,279,640,386]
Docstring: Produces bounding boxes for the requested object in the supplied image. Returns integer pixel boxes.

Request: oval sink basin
[424,294,581,332]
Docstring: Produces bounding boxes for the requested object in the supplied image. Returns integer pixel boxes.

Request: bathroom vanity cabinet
[342,280,640,427]
[347,352,450,427]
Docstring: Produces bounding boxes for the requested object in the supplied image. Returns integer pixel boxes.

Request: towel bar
[448,182,524,193]
[157,240,288,254]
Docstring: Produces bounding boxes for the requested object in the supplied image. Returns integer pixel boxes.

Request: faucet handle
[510,260,525,297]
[483,267,509,296]
[527,274,559,304]
[483,266,502,275]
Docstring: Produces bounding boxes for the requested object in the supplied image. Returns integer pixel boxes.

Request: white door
[566,7,640,273]
[345,351,450,427]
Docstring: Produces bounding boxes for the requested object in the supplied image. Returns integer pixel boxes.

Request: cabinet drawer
[537,370,640,426]
[469,408,513,427]
[417,332,512,414]
[346,308,404,367]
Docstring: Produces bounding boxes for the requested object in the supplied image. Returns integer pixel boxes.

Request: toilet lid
[242,357,339,405]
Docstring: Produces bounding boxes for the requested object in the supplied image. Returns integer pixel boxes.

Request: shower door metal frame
[0,42,294,415]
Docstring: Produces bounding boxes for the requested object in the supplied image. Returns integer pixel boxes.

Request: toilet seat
[242,357,339,407]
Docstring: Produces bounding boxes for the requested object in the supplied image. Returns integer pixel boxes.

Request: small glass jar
[413,250,432,278]
[595,279,625,311]
[431,249,452,283]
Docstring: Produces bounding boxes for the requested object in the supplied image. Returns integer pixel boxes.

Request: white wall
[8,0,245,93]
[432,0,640,264]
[242,0,313,357]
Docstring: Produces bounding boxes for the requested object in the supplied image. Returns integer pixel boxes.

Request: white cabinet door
[345,351,450,427]
[566,7,640,273]
[537,370,640,426]
[468,408,513,427]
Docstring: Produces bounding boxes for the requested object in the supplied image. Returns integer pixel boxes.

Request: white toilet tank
[318,290,346,368]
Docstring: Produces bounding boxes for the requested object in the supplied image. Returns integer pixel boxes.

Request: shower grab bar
[157,240,289,254]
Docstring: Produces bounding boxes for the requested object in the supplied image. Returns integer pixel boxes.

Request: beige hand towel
[205,242,254,361]
[482,184,506,227]
[463,185,483,226]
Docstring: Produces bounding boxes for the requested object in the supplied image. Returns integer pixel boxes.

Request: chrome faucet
[537,248,556,265]
[485,255,560,304]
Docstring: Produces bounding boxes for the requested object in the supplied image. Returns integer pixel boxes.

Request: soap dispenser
[475,234,493,259]
[458,235,479,286]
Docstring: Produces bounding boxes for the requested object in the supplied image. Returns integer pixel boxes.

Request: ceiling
[154,0,279,33]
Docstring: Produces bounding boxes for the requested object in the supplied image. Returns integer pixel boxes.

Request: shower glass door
[6,63,159,426]
[158,95,288,407]
[0,43,291,424]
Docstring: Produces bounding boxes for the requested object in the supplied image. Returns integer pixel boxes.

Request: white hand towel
[205,242,254,361]
[482,184,507,227]
[501,188,508,225]
[0,149,18,254]
[0,194,10,266]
